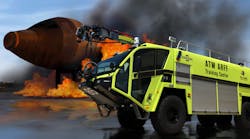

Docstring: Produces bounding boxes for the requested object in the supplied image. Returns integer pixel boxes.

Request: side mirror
[110,62,115,70]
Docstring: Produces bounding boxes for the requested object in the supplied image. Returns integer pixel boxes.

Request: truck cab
[80,43,171,109]
[79,43,187,135]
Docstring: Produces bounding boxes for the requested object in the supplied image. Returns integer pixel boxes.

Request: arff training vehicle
[77,25,250,135]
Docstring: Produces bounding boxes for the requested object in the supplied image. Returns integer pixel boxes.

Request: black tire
[216,115,232,129]
[234,102,250,129]
[198,115,216,127]
[117,107,146,129]
[151,96,186,135]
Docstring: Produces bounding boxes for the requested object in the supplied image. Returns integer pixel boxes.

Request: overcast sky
[1,0,250,81]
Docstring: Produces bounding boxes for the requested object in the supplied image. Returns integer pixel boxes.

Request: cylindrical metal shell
[4,17,102,71]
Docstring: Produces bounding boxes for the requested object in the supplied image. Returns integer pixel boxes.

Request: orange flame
[142,34,155,43]
[15,72,87,98]
[14,72,55,97]
[97,38,131,60]
[81,38,131,70]
[47,77,87,98]
[17,38,132,98]
[81,58,92,71]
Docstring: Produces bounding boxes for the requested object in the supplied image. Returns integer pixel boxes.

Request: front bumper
[79,78,119,107]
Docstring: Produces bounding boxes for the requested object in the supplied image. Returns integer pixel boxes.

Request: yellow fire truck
[77,27,250,135]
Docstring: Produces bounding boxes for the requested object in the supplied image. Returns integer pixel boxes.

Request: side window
[132,78,151,103]
[133,49,155,72]
[156,50,169,69]
[115,59,130,93]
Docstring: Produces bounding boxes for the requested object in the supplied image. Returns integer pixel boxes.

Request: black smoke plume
[87,0,249,57]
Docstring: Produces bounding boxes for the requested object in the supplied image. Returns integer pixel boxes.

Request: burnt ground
[0,91,249,139]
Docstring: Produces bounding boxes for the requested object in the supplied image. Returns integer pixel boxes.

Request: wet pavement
[0,92,250,139]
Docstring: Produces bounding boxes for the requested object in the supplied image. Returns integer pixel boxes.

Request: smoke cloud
[87,0,249,57]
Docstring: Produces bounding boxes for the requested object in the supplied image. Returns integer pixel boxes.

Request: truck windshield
[97,51,130,74]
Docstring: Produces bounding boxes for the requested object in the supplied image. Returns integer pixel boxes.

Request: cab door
[131,49,155,103]
[114,48,169,106]
[130,48,169,104]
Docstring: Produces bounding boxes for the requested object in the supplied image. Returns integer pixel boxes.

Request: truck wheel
[151,96,186,135]
[216,115,232,129]
[198,115,215,127]
[234,102,250,129]
[117,107,146,129]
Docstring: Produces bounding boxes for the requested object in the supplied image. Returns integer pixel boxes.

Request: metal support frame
[132,103,150,120]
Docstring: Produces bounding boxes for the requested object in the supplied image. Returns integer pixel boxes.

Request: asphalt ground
[0,91,249,139]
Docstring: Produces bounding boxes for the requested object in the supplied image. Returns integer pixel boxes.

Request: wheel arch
[157,88,188,117]
[242,96,250,103]
[150,88,188,135]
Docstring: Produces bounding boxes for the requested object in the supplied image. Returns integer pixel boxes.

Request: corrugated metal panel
[218,82,238,113]
[176,63,190,74]
[192,77,217,112]
[176,63,190,84]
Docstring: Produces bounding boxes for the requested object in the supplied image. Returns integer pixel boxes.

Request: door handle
[133,72,138,79]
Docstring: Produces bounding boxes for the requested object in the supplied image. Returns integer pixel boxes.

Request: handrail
[175,40,250,67]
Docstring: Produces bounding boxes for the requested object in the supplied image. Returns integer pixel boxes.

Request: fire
[15,72,87,98]
[16,38,132,98]
[14,72,55,97]
[47,77,87,98]
[81,58,92,71]
[81,38,131,69]
[97,38,131,60]
[142,34,155,43]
